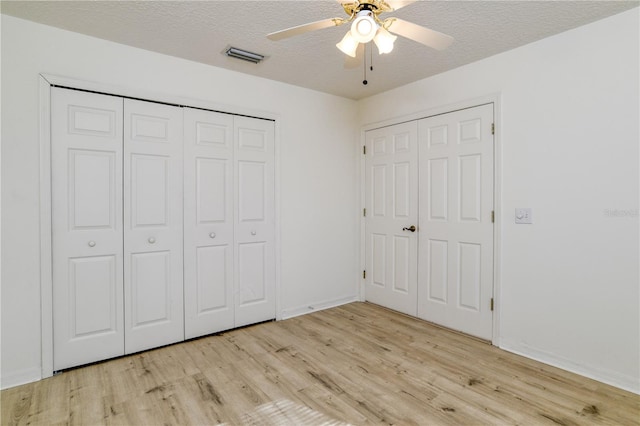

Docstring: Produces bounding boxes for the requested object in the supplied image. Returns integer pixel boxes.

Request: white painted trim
[490,95,503,347]
[1,367,42,390]
[359,93,503,345]
[358,129,366,301]
[38,74,282,377]
[274,118,283,321]
[280,295,359,320]
[39,75,53,380]
[40,73,278,122]
[500,339,640,395]
[361,94,499,132]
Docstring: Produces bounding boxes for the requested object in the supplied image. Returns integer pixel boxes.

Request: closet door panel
[238,242,266,304]
[417,103,494,340]
[130,251,171,325]
[130,154,169,226]
[234,117,275,327]
[364,121,419,316]
[51,87,124,370]
[124,99,184,353]
[196,245,228,309]
[238,161,266,222]
[197,158,227,222]
[184,108,234,339]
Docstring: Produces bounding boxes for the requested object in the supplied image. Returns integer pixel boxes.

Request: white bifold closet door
[233,116,276,328]
[184,109,276,338]
[183,108,235,338]
[52,88,125,370]
[52,87,274,369]
[52,89,185,369]
[123,99,184,353]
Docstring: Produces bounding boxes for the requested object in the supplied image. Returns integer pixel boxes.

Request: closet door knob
[88,241,96,247]
[251,230,257,236]
[209,232,216,239]
[148,237,156,244]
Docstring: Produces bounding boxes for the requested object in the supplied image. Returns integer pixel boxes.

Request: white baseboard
[280,295,359,320]
[1,366,42,390]
[499,339,639,395]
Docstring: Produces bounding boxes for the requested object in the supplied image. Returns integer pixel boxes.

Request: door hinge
[490,298,494,311]
[363,270,366,279]
[491,123,495,135]
[491,210,495,223]
[363,208,366,217]
[363,145,366,155]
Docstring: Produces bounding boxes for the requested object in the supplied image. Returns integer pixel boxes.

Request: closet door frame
[38,74,281,379]
[359,94,504,347]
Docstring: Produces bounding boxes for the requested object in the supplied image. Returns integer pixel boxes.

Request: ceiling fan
[267,0,454,58]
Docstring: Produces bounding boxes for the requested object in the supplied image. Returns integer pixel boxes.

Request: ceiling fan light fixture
[336,31,360,57]
[350,11,377,43]
[373,27,397,54]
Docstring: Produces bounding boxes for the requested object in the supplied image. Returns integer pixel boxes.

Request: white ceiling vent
[225,46,265,64]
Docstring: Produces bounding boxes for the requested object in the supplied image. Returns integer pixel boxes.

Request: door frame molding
[38,74,282,379]
[358,93,503,346]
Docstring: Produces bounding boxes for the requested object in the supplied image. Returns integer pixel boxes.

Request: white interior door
[417,103,494,340]
[234,116,276,327]
[51,87,124,370]
[124,99,184,353]
[364,121,418,316]
[184,108,235,339]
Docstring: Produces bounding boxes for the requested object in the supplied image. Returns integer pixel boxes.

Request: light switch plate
[515,208,532,224]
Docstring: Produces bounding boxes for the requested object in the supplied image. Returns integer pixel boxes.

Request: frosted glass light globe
[350,11,377,43]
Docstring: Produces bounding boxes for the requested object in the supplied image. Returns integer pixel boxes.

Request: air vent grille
[225,47,264,64]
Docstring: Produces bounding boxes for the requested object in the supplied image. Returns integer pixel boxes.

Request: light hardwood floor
[2,302,639,425]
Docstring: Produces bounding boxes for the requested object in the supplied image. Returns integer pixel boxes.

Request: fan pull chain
[362,45,368,85]
[363,43,374,85]
[370,43,374,71]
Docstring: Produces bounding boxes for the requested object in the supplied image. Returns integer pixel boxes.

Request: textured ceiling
[2,1,637,100]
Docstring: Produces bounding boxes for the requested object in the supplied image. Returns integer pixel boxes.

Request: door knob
[148,237,156,244]
[88,241,96,247]
[209,232,216,239]
[402,225,416,232]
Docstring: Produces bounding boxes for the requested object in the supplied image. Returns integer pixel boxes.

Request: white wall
[358,9,639,393]
[0,15,359,388]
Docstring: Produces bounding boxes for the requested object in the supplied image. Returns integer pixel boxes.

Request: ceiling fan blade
[384,0,417,11]
[387,18,454,51]
[344,44,365,68]
[267,18,344,41]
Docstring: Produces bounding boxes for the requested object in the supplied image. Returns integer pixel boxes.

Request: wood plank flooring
[2,302,639,425]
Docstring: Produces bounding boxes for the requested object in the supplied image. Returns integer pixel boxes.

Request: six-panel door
[123,99,185,354]
[183,108,235,338]
[364,122,419,316]
[417,104,494,340]
[234,117,276,328]
[52,88,125,370]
